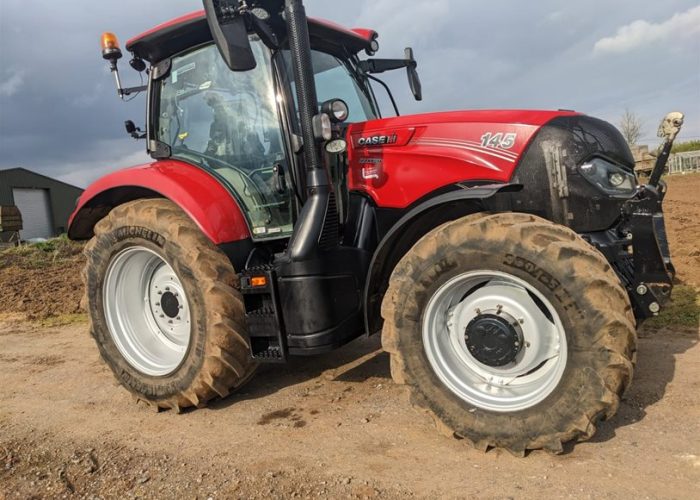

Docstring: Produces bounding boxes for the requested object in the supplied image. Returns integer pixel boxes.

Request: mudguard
[68,159,250,245]
[363,183,521,335]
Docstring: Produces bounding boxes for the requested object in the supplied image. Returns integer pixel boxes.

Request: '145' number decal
[481,132,517,150]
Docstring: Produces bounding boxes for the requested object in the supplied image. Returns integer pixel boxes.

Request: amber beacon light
[100,31,143,99]
[101,32,123,61]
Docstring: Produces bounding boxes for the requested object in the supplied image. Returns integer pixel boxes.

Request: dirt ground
[0,237,84,320]
[1,174,699,499]
[662,175,700,287]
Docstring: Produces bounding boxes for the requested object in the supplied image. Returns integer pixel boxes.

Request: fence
[668,150,700,175]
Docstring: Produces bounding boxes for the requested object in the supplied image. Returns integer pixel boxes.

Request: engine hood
[345,109,580,209]
[350,109,581,130]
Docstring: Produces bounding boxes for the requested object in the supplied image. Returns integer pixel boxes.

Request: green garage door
[13,188,53,240]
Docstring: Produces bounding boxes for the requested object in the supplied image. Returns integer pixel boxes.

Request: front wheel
[382,213,636,454]
[83,199,257,411]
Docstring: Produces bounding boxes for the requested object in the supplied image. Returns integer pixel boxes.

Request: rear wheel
[84,199,257,411]
[382,213,636,454]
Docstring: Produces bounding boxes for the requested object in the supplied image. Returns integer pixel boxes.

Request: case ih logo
[356,134,398,147]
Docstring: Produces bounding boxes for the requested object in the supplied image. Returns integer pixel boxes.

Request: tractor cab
[115,9,410,241]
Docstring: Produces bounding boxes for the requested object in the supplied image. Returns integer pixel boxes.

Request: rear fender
[68,160,250,245]
[364,183,521,335]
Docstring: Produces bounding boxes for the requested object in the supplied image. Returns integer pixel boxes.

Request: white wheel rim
[103,246,192,376]
[422,271,567,412]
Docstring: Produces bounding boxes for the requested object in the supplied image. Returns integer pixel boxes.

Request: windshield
[157,41,294,239]
[281,50,378,123]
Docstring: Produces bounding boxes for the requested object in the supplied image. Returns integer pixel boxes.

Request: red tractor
[70,0,683,454]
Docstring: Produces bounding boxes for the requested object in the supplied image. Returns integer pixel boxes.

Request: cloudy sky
[0,0,698,187]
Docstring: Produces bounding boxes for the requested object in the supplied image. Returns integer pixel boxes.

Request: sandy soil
[1,174,699,499]
[663,174,700,287]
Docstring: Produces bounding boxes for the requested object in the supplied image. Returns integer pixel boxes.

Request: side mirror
[203,0,257,72]
[405,48,422,101]
[124,120,146,140]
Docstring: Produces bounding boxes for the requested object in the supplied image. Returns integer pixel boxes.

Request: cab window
[157,42,294,239]
[281,50,378,123]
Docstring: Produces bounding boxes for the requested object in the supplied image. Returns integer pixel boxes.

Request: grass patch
[646,285,700,329]
[0,235,84,270]
[36,313,88,328]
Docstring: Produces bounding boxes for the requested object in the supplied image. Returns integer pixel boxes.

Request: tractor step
[239,266,288,363]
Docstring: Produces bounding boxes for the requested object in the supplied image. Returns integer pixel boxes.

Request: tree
[619,109,643,146]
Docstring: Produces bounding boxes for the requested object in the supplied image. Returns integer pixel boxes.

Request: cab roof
[126,10,378,63]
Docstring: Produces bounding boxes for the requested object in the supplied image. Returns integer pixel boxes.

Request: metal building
[0,168,84,242]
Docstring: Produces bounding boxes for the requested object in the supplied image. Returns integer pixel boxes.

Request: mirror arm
[365,74,400,117]
[121,85,148,97]
[359,59,410,74]
[248,13,279,49]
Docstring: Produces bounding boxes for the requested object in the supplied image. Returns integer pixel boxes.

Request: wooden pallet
[0,206,23,232]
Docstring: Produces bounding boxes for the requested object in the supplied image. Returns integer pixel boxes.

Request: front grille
[612,254,635,288]
[512,115,636,233]
[534,116,635,171]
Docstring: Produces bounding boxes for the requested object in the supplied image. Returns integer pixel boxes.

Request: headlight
[312,113,333,141]
[578,158,637,196]
[321,99,350,123]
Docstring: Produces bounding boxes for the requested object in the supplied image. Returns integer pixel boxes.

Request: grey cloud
[594,5,700,54]
[0,0,698,188]
[0,69,25,97]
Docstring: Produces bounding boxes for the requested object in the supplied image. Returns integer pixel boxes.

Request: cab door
[153,40,296,240]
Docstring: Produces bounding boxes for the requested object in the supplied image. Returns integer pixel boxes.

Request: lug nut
[636,285,648,296]
[649,302,661,314]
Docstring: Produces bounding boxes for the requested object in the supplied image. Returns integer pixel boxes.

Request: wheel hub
[423,272,568,412]
[160,292,180,319]
[465,312,523,367]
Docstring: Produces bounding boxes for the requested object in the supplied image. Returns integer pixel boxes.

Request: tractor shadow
[208,334,391,410]
[567,282,700,452]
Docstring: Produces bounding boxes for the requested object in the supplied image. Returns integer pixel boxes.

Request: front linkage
[600,113,684,320]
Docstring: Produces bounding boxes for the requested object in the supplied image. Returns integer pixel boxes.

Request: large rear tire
[83,199,257,411]
[382,213,636,454]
